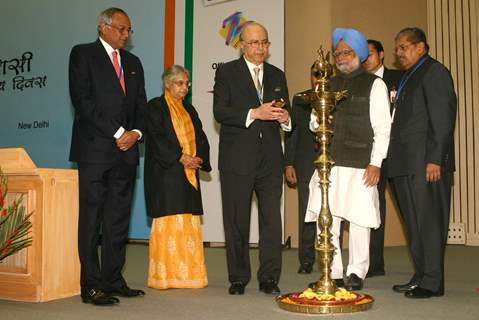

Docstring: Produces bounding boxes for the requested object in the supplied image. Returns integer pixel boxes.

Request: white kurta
[306,78,391,229]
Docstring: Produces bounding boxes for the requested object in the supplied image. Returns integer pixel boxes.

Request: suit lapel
[235,58,262,105]
[120,49,132,97]
[400,57,432,102]
[262,63,272,103]
[93,40,125,96]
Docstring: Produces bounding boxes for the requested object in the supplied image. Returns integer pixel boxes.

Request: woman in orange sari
[144,65,210,289]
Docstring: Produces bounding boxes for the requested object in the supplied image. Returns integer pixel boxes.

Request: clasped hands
[116,130,139,151]
[180,154,203,169]
[251,100,289,124]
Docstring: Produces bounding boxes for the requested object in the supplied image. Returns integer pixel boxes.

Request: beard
[336,56,361,74]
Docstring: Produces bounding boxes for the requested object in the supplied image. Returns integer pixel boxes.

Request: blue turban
[332,28,369,62]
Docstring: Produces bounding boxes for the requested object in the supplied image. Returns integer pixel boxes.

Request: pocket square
[274,86,281,92]
[130,71,136,75]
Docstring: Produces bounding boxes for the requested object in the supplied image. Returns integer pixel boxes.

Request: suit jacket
[388,56,457,177]
[69,39,147,165]
[284,90,318,182]
[144,95,211,218]
[213,57,291,175]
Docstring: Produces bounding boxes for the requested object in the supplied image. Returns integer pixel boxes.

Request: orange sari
[147,90,207,289]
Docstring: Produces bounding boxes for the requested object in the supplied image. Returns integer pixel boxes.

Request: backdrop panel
[191,0,285,242]
[0,0,165,239]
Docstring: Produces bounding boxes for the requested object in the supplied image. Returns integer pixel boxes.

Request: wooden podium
[0,148,80,302]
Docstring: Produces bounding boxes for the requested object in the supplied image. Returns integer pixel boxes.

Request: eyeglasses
[333,49,354,59]
[172,80,191,87]
[395,42,415,53]
[107,24,134,35]
[243,40,271,48]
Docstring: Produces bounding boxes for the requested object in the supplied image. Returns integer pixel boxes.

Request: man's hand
[285,166,297,187]
[251,101,287,122]
[363,165,381,187]
[277,108,290,125]
[116,131,140,151]
[426,163,441,182]
[180,154,203,169]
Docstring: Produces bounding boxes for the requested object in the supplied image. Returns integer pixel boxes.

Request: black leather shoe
[297,262,313,274]
[108,286,145,297]
[335,278,345,288]
[81,289,120,306]
[345,273,363,291]
[366,269,385,278]
[308,278,344,289]
[259,280,280,295]
[404,287,444,299]
[392,281,419,293]
[229,282,245,295]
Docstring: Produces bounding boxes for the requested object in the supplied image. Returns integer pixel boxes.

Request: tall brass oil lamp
[276,47,374,314]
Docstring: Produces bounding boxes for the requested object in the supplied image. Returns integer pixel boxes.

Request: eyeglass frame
[332,49,354,59]
[242,39,271,48]
[394,41,417,54]
[106,23,134,35]
[171,80,191,88]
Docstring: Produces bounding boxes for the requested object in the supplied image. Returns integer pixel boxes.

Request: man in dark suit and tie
[388,27,457,299]
[69,7,146,305]
[213,21,291,295]
[284,66,319,275]
[362,39,403,278]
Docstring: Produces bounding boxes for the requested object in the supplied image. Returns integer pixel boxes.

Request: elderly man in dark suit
[69,7,146,305]
[284,67,319,275]
[213,21,291,296]
[362,39,403,278]
[388,27,457,299]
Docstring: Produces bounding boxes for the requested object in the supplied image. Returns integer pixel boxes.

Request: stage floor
[1,245,478,320]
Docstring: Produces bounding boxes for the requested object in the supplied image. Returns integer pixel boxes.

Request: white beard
[336,56,361,74]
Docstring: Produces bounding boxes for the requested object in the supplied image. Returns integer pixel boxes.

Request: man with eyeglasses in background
[213,21,291,296]
[388,27,456,299]
[69,7,146,305]
[362,39,403,279]
[306,28,391,291]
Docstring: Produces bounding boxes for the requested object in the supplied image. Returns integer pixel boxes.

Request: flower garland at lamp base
[0,167,33,262]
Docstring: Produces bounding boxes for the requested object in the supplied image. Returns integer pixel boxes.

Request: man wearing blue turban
[306,28,391,291]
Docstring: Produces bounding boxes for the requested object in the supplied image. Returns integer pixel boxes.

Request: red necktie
[112,51,126,95]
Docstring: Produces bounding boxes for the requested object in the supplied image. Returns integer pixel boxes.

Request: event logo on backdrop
[219,12,247,48]
[209,12,249,90]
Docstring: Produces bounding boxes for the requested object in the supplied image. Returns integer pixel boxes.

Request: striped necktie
[253,67,263,103]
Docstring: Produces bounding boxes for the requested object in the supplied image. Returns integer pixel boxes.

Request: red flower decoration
[1,209,6,217]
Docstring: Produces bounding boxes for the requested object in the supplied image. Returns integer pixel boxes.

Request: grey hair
[97,7,127,29]
[162,65,190,84]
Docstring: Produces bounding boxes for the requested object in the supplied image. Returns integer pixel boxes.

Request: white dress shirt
[99,37,142,140]
[243,57,291,131]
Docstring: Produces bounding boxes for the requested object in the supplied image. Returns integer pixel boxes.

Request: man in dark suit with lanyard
[69,7,146,305]
[362,39,403,278]
[388,27,456,299]
[213,21,291,295]
[284,66,319,275]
